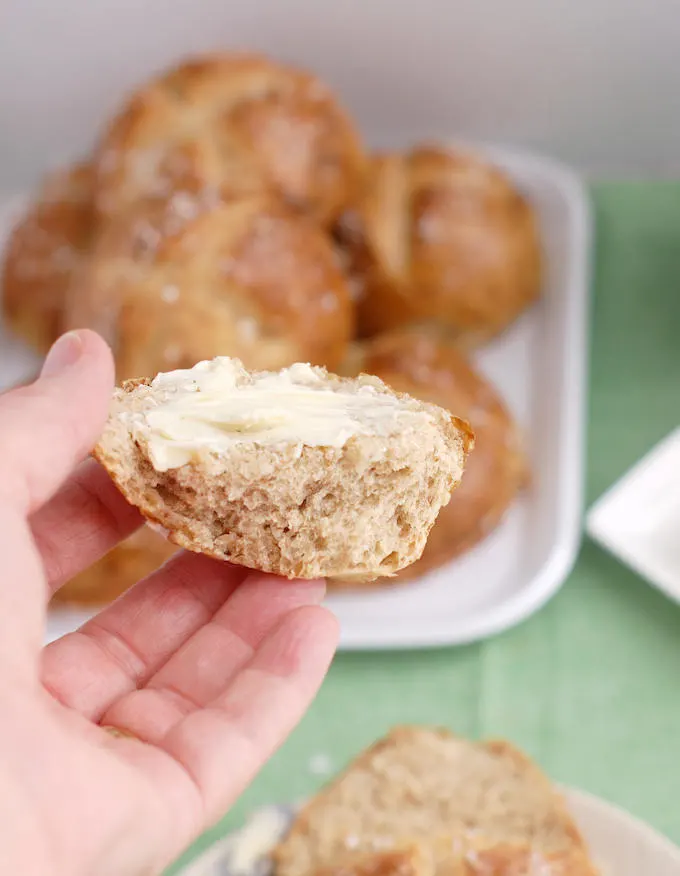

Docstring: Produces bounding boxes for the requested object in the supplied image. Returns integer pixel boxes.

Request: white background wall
[1,0,680,193]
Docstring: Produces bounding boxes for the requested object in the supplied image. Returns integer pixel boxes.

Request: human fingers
[41,553,247,719]
[0,330,114,515]
[31,457,143,593]
[0,502,49,672]
[131,605,338,828]
[98,574,326,740]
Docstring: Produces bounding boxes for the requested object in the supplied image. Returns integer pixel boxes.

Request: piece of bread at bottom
[313,845,434,876]
[272,726,598,876]
[310,841,595,876]
[51,525,176,606]
[93,357,473,584]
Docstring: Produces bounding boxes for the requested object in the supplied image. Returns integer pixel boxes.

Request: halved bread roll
[94,357,473,584]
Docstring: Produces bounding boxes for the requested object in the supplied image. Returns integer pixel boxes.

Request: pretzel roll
[343,146,541,346]
[64,193,354,380]
[340,327,528,585]
[51,525,176,606]
[94,53,366,227]
[2,162,94,353]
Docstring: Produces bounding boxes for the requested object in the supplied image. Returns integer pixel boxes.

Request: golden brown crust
[339,328,527,585]
[2,161,94,353]
[340,146,541,346]
[51,525,176,606]
[452,842,599,875]
[64,195,355,380]
[313,845,433,876]
[311,842,596,876]
[93,53,367,227]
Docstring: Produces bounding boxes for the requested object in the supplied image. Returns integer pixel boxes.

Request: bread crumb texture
[94,357,473,582]
[273,726,599,876]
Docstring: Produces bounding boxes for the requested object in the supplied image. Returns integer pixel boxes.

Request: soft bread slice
[272,726,599,876]
[94,357,473,583]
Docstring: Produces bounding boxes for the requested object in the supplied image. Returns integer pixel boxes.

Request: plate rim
[563,785,680,868]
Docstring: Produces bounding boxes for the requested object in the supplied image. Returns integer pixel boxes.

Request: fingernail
[41,331,84,378]
[309,579,328,602]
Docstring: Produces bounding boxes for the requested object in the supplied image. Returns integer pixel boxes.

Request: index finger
[0,329,114,515]
[30,457,143,592]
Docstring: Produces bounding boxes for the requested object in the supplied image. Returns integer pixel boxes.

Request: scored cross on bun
[93,53,367,228]
[93,356,473,584]
[337,145,542,348]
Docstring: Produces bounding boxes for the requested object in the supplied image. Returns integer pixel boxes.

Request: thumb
[0,330,115,515]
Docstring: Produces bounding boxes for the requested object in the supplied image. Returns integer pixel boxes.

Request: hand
[0,330,339,876]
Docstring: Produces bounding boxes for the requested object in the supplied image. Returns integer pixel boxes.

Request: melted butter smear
[124,357,429,471]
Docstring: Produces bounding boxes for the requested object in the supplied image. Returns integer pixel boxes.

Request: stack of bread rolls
[1,51,541,604]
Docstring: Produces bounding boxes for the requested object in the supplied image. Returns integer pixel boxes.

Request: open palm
[0,331,338,876]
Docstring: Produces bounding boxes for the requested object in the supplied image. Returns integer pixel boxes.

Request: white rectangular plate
[587,426,680,605]
[0,142,592,649]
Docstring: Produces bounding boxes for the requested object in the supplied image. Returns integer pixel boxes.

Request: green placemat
[169,182,680,873]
